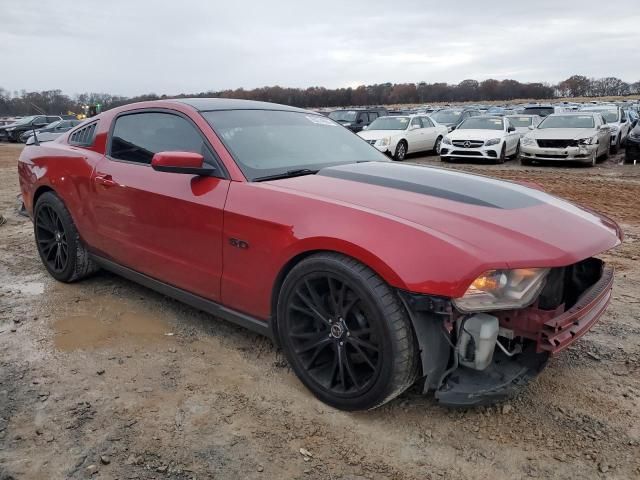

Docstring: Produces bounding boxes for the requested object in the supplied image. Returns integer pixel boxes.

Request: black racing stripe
[318,163,542,209]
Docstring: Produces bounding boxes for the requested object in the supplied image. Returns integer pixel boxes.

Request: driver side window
[110,112,219,167]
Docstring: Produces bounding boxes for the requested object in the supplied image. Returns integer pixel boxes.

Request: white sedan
[439,116,521,163]
[357,115,448,161]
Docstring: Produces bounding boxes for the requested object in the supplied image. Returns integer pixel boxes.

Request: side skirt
[90,255,273,339]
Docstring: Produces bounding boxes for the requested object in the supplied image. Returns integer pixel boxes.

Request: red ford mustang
[18,99,622,410]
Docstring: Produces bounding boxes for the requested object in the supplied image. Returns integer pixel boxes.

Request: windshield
[538,115,595,129]
[328,110,357,122]
[203,110,387,180]
[43,121,61,129]
[582,109,618,123]
[367,117,410,130]
[12,116,37,126]
[458,117,504,130]
[432,110,462,124]
[507,116,533,127]
[523,107,554,117]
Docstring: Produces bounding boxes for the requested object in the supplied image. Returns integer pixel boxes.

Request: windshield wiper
[253,168,319,182]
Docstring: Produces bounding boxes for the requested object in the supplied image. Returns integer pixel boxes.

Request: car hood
[358,129,404,140]
[265,162,621,271]
[528,128,597,140]
[447,129,505,141]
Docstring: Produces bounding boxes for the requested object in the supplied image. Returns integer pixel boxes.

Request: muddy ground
[0,143,638,480]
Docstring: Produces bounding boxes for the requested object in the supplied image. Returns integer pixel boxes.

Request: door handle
[94,174,117,188]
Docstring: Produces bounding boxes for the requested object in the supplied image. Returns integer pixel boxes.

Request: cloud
[0,0,638,96]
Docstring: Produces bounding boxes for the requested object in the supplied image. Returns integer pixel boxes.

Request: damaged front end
[400,257,614,407]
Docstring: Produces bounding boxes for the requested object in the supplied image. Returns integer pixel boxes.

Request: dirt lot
[0,143,639,480]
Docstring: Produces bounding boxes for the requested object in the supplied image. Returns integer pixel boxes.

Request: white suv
[357,115,448,161]
[439,116,521,163]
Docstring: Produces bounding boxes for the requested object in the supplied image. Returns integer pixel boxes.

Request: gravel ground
[0,143,639,480]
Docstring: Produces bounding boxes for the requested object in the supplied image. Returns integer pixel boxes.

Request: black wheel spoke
[348,337,379,353]
[295,333,331,354]
[341,345,360,389]
[347,339,378,371]
[304,280,331,319]
[294,292,329,326]
[336,344,346,390]
[305,341,330,370]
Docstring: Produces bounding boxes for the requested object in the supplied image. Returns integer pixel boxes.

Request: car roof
[166,98,312,114]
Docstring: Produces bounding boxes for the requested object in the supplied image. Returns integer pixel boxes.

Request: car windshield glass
[524,107,554,117]
[203,110,387,180]
[44,121,61,129]
[12,116,37,126]
[538,115,595,129]
[328,111,357,122]
[507,116,533,127]
[458,117,504,130]
[432,111,462,124]
[582,110,618,123]
[367,117,409,130]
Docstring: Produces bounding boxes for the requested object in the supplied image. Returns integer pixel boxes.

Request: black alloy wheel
[36,204,69,273]
[278,253,418,411]
[285,273,383,396]
[34,192,97,282]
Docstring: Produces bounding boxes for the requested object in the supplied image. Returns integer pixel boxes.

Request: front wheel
[393,141,407,161]
[496,144,506,164]
[34,192,97,282]
[611,135,620,154]
[277,253,418,411]
[433,136,442,154]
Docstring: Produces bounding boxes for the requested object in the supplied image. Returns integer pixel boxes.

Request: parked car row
[0,115,82,143]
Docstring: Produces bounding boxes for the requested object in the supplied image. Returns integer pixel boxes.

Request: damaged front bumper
[401,258,614,407]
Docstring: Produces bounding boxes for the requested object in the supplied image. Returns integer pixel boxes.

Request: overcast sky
[1,0,638,96]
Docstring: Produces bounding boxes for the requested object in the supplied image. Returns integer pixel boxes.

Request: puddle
[54,301,172,351]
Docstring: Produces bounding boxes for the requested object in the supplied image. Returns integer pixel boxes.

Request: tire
[586,150,597,167]
[496,144,506,164]
[34,192,98,282]
[611,135,620,154]
[600,143,609,161]
[433,136,443,154]
[510,142,520,160]
[393,141,407,161]
[277,252,419,411]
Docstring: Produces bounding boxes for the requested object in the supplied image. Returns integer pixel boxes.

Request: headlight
[521,136,536,146]
[442,136,451,145]
[485,138,501,146]
[453,268,549,312]
[379,137,390,146]
[578,136,598,145]
[343,123,352,127]
[6,127,15,132]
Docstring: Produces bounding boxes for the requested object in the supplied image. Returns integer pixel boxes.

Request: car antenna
[32,127,40,146]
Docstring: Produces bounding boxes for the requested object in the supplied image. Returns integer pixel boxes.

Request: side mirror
[528,125,535,130]
[508,126,516,132]
[151,151,215,175]
[599,124,609,130]
[362,125,368,130]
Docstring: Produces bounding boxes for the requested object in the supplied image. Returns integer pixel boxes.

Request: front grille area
[451,150,483,156]
[535,154,568,159]
[366,139,376,145]
[452,140,485,148]
[536,139,578,148]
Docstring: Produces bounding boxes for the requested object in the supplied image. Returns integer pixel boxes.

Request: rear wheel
[34,192,97,282]
[277,253,418,411]
[611,135,620,154]
[393,141,407,161]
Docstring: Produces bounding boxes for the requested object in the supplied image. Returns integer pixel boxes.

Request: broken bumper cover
[539,265,613,353]
[430,264,614,407]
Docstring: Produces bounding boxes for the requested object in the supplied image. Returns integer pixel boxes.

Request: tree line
[1,75,639,116]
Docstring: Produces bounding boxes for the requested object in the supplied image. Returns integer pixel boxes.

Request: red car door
[89,110,230,301]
